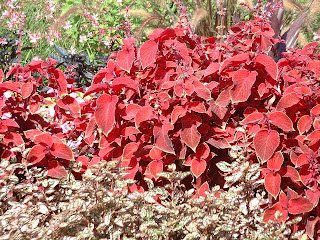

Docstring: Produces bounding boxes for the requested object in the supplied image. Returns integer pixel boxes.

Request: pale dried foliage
[0,158,294,240]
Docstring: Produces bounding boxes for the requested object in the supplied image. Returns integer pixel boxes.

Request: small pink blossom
[0,38,8,45]
[79,35,87,43]
[63,21,72,30]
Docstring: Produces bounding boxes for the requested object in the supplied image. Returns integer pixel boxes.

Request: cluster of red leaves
[1,16,320,238]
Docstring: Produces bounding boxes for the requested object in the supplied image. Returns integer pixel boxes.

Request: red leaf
[85,117,96,138]
[0,69,3,82]
[306,216,319,239]
[95,94,118,136]
[193,181,209,198]
[297,115,312,134]
[154,123,175,154]
[147,160,163,179]
[27,145,46,164]
[171,106,186,124]
[215,90,230,107]
[149,147,163,160]
[50,68,67,94]
[139,40,158,69]
[255,54,278,80]
[181,115,201,152]
[191,159,206,178]
[254,130,280,163]
[209,100,228,120]
[0,81,20,92]
[24,130,42,141]
[112,77,139,94]
[204,62,220,77]
[306,130,320,140]
[193,80,211,100]
[288,197,314,214]
[47,160,68,178]
[219,53,249,73]
[51,143,74,161]
[269,111,294,131]
[267,151,284,171]
[262,202,287,223]
[84,84,109,97]
[206,138,230,149]
[21,82,34,99]
[276,93,300,111]
[307,60,320,75]
[311,104,320,117]
[1,119,19,128]
[123,104,141,120]
[33,133,53,147]
[279,166,300,181]
[122,142,139,160]
[241,112,264,125]
[117,48,135,72]
[195,142,210,159]
[57,95,81,118]
[265,172,281,199]
[189,101,206,113]
[135,106,154,128]
[230,69,257,103]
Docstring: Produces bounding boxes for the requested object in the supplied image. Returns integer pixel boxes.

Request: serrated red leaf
[267,151,283,171]
[57,95,81,118]
[27,145,46,164]
[195,142,210,159]
[262,202,287,223]
[149,147,163,160]
[206,138,230,149]
[33,133,53,147]
[308,60,320,75]
[306,130,320,140]
[0,81,20,92]
[122,142,139,161]
[255,54,278,80]
[147,160,163,179]
[241,112,264,125]
[50,68,67,94]
[112,77,139,94]
[21,82,34,99]
[269,111,294,131]
[191,159,206,178]
[3,132,24,146]
[276,93,300,111]
[288,197,314,214]
[139,40,158,69]
[193,81,211,100]
[219,53,249,73]
[265,172,281,199]
[209,100,228,120]
[95,94,118,136]
[254,130,279,163]
[279,166,300,181]
[181,115,201,152]
[1,119,19,128]
[85,117,96,138]
[204,62,220,77]
[123,104,141,120]
[51,143,74,161]
[117,48,135,72]
[230,69,257,103]
[171,106,186,124]
[306,216,319,239]
[154,123,175,154]
[47,160,68,178]
[297,115,312,134]
[84,84,109,97]
[135,106,154,128]
[215,90,230,107]
[189,101,206,113]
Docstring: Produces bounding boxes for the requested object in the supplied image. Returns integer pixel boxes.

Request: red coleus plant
[1,14,320,238]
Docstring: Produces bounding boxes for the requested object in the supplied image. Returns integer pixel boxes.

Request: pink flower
[79,35,87,43]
